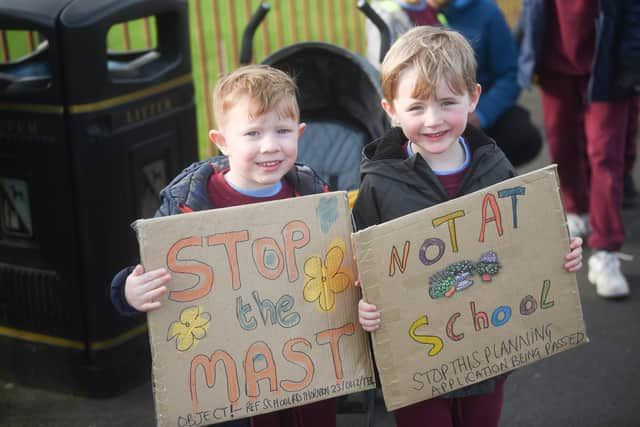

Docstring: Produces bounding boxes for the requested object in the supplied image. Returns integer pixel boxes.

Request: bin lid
[60,0,183,28]
[0,0,74,28]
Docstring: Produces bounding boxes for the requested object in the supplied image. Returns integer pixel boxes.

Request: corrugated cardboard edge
[351,206,397,403]
[518,165,589,347]
[133,219,170,427]
[340,193,378,390]
[547,164,590,345]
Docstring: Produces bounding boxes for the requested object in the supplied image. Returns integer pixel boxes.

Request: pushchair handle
[240,2,271,65]
[357,0,391,64]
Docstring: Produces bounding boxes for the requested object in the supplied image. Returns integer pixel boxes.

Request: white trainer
[588,251,630,298]
[566,213,591,238]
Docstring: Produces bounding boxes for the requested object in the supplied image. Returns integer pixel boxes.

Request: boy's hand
[564,237,583,273]
[125,265,171,312]
[354,275,380,331]
[358,298,381,332]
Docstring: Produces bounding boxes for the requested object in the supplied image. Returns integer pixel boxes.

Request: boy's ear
[209,129,227,154]
[381,98,397,123]
[298,122,306,138]
[469,84,482,112]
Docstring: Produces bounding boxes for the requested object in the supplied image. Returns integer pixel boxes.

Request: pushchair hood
[264,42,387,140]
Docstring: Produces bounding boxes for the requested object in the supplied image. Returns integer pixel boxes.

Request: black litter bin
[0,0,198,397]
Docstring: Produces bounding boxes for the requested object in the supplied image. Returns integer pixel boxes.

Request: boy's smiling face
[382,66,480,168]
[210,96,304,190]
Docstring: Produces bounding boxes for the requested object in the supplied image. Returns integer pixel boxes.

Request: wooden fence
[1,0,522,158]
[187,0,370,156]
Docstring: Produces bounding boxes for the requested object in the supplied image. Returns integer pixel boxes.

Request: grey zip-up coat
[352,125,516,398]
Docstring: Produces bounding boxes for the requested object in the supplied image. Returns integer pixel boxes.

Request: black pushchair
[239,2,390,194]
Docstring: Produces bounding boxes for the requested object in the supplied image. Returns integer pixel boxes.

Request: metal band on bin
[69,73,192,114]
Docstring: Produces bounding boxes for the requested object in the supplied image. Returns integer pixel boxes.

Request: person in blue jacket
[366,0,542,167]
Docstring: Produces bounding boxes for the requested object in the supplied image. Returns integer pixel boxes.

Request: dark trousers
[252,398,336,427]
[539,71,631,251]
[394,376,506,427]
[485,104,543,167]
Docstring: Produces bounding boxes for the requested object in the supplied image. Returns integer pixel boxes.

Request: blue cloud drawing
[316,196,338,233]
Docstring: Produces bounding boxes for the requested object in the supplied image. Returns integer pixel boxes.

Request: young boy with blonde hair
[353,26,583,427]
[110,64,336,427]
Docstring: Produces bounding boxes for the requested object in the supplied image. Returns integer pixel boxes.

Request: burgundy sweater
[207,169,295,208]
[542,0,598,76]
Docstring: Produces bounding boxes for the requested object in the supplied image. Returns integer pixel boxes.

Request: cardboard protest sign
[135,192,375,426]
[351,165,588,411]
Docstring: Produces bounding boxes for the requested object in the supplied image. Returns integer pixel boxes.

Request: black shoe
[623,172,638,208]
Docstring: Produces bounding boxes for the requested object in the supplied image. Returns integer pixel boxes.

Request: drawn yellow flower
[167,306,211,352]
[303,239,351,311]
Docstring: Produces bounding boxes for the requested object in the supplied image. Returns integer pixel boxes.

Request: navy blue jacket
[518,0,640,101]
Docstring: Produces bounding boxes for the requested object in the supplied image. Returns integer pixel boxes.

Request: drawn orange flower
[303,239,351,311]
[167,306,211,351]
